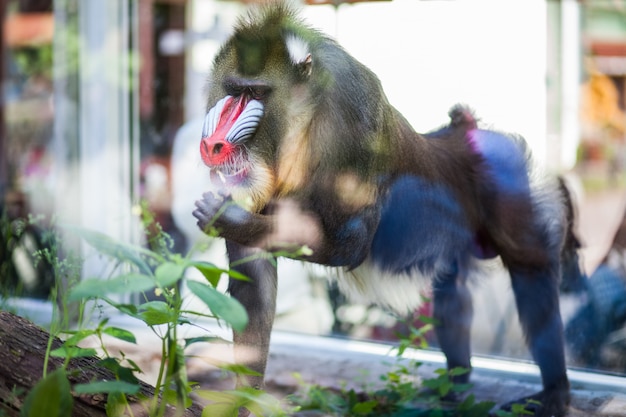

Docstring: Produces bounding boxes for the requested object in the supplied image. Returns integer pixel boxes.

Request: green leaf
[74,380,140,395]
[105,391,129,417]
[188,261,250,286]
[102,326,137,344]
[184,336,229,348]
[21,368,73,417]
[219,363,262,377]
[417,315,438,325]
[199,390,240,417]
[187,280,248,332]
[69,273,155,301]
[457,393,497,417]
[201,403,239,417]
[155,262,185,287]
[125,358,143,373]
[198,388,283,417]
[449,367,470,377]
[62,329,97,346]
[50,346,98,358]
[112,303,138,316]
[137,301,175,326]
[188,261,223,287]
[65,225,154,274]
[67,279,108,301]
[225,387,286,416]
[451,382,473,393]
[226,268,251,281]
[352,400,378,414]
[511,401,538,415]
[97,358,140,385]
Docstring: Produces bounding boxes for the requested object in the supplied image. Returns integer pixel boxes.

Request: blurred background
[1,0,626,376]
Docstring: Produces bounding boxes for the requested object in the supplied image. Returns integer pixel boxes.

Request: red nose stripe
[214,95,250,141]
[200,95,250,166]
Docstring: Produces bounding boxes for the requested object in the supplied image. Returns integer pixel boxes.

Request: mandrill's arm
[193,191,322,254]
[193,190,378,268]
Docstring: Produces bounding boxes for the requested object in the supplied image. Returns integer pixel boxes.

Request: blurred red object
[4,13,53,47]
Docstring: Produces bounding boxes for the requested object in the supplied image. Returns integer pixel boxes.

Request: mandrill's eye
[224,82,243,97]
[249,85,272,101]
[224,77,272,101]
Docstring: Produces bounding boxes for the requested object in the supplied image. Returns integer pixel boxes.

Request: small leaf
[97,358,140,385]
[74,380,140,395]
[105,392,129,417]
[439,381,452,397]
[21,368,73,417]
[188,261,223,287]
[68,279,109,300]
[184,336,229,348]
[65,225,154,274]
[102,327,137,344]
[69,273,155,301]
[449,367,470,377]
[125,358,143,373]
[198,388,282,417]
[219,363,262,377]
[155,262,185,287]
[62,329,97,346]
[187,280,248,332]
[137,301,174,326]
[200,390,240,417]
[417,315,438,325]
[452,382,473,393]
[112,303,138,316]
[225,268,250,282]
[50,346,98,358]
[352,400,378,414]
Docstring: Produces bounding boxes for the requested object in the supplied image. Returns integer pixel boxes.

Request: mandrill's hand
[193,191,269,245]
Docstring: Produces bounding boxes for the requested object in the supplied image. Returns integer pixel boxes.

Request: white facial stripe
[285,33,310,65]
[225,99,264,144]
[202,95,231,137]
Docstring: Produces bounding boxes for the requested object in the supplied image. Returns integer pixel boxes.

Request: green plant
[13,207,540,417]
[17,207,289,417]
[18,215,85,417]
[288,317,538,417]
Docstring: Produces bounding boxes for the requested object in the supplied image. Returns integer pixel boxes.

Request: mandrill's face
[199,15,314,213]
[200,91,265,186]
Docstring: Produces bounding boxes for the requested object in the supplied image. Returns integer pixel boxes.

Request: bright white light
[304,0,547,164]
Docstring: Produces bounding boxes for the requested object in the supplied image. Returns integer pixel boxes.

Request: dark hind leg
[432,262,473,384]
[503,262,570,417]
[493,188,570,416]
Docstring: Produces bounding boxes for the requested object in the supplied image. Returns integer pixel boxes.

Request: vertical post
[74,0,139,280]
[0,0,7,202]
[138,0,154,122]
[560,0,582,169]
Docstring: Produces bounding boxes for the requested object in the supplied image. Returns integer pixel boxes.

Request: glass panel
[1,0,138,301]
[171,0,626,377]
[0,0,625,380]
[1,1,56,299]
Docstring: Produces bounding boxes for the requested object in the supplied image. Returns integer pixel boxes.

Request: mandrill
[193,4,572,416]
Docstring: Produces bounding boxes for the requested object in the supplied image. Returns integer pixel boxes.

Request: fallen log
[0,310,202,417]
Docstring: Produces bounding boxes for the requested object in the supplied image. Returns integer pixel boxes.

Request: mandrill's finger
[201,191,220,201]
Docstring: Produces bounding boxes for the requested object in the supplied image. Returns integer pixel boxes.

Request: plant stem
[152,333,168,416]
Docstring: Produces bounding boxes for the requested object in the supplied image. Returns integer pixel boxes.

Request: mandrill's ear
[285,34,312,79]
